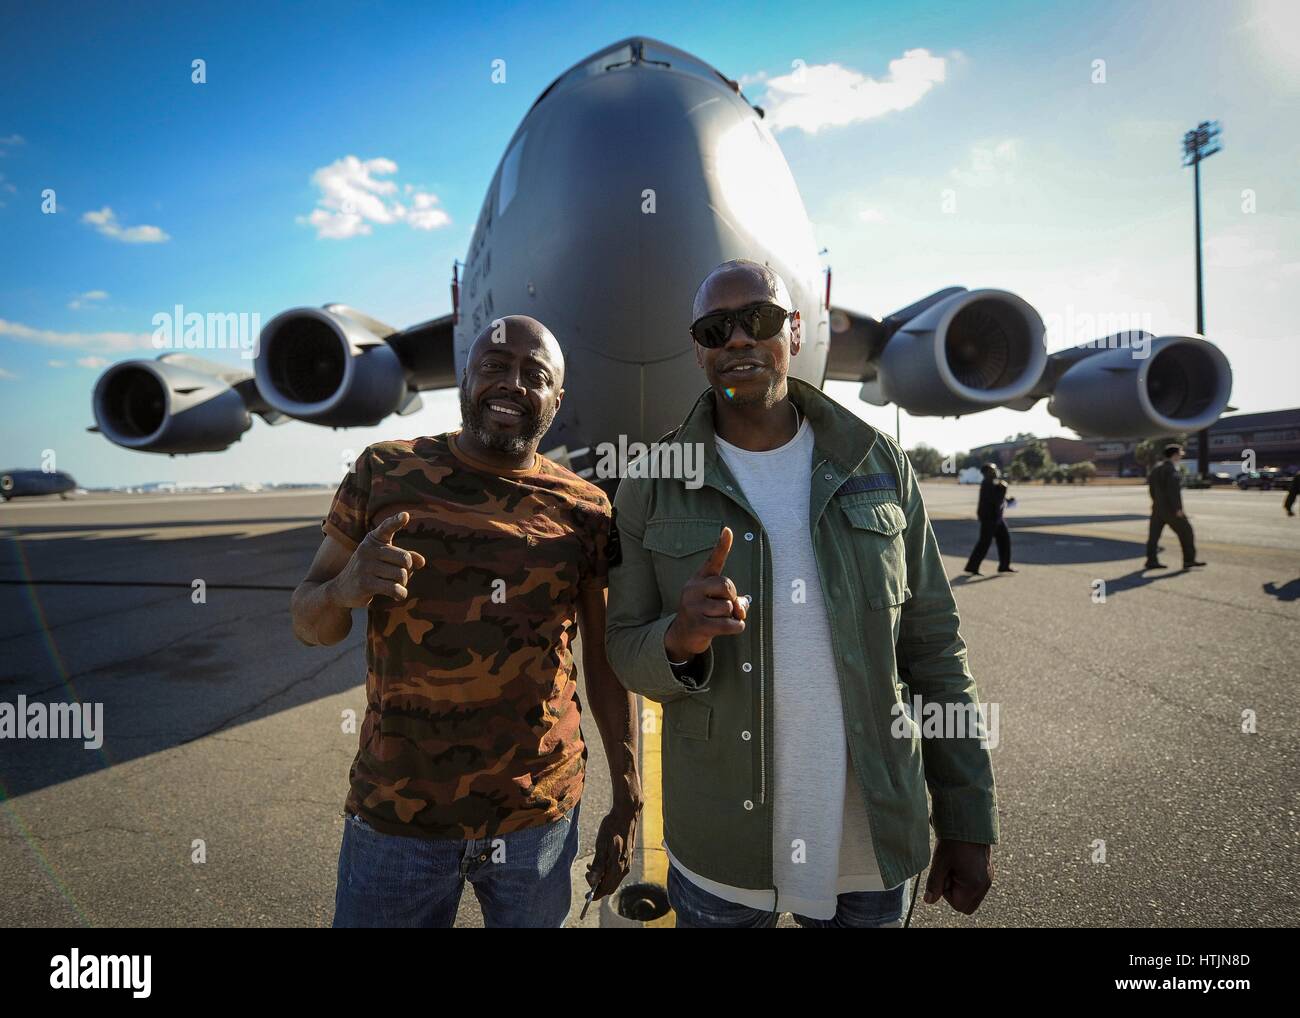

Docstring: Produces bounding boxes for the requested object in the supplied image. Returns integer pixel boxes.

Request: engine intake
[92,359,252,454]
[1047,335,1232,437]
[255,307,408,427]
[875,289,1046,416]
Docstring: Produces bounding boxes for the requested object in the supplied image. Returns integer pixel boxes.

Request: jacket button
[742,662,752,673]
[743,800,754,811]
[744,532,754,541]
[825,473,833,481]
[741,730,751,741]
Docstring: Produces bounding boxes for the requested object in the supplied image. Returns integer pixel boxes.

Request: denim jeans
[332,802,580,927]
[668,863,912,928]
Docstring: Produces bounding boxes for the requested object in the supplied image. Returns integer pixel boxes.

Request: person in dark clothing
[965,463,1016,575]
[1284,471,1299,516]
[1144,444,1205,569]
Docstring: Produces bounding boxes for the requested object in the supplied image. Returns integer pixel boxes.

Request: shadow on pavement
[1262,579,1300,602]
[0,523,358,798]
[932,518,1147,567]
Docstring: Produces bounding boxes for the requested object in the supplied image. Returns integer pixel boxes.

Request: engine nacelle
[254,307,408,427]
[875,289,1046,416]
[92,359,252,454]
[1047,335,1232,437]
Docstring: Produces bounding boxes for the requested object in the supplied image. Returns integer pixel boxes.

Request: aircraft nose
[510,64,751,365]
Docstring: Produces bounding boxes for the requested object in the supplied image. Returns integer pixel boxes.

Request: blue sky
[1,0,1297,486]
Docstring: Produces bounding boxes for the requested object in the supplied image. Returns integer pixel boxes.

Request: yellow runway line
[639,696,674,927]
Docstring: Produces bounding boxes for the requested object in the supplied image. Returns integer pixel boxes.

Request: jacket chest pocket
[839,498,910,609]
[642,518,726,607]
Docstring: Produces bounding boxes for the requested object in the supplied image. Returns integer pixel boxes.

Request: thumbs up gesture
[331,511,428,609]
[663,526,749,660]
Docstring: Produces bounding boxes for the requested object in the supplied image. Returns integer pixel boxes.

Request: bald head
[692,259,792,321]
[689,259,801,409]
[467,314,565,387]
[459,315,565,457]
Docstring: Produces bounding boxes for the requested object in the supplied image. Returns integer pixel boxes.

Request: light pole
[1182,120,1221,479]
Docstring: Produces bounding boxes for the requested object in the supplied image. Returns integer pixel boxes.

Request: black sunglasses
[689,302,794,349]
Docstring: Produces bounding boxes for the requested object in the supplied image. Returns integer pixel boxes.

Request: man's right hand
[328,511,427,609]
[663,526,747,660]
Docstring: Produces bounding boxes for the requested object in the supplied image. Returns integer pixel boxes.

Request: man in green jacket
[605,259,998,928]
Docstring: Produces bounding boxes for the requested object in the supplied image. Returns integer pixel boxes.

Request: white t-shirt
[664,415,887,919]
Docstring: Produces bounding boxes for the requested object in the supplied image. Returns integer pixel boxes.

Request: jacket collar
[671,376,883,484]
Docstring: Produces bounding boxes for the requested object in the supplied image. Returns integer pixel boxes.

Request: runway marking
[639,696,673,927]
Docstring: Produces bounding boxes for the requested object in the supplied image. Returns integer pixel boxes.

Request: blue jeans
[668,864,912,928]
[332,803,580,927]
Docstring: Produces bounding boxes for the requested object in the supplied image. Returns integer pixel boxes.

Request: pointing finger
[371,511,410,544]
[699,526,733,578]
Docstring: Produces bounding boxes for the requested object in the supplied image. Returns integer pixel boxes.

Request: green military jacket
[1147,459,1184,518]
[605,377,999,892]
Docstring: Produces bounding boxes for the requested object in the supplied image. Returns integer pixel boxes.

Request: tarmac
[1,481,1296,927]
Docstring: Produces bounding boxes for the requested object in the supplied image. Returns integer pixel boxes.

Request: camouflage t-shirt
[321,431,612,840]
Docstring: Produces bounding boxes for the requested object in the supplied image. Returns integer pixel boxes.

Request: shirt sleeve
[322,447,374,551]
[578,491,613,590]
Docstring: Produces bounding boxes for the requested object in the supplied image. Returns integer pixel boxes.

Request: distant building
[1188,408,1300,473]
[967,409,1300,477]
[968,436,1094,470]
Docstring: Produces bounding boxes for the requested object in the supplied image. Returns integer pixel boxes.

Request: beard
[715,367,786,409]
[458,381,558,456]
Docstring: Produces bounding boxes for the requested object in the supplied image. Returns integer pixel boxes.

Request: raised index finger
[370,511,409,545]
[699,526,733,577]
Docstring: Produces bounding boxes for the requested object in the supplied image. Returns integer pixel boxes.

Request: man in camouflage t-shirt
[291,316,641,927]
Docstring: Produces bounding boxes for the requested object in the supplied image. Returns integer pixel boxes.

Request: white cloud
[77,355,110,368]
[0,319,154,353]
[949,139,1019,187]
[297,155,451,239]
[0,133,23,150]
[0,367,17,380]
[81,206,170,244]
[48,359,68,368]
[68,289,109,310]
[858,208,886,224]
[758,49,947,134]
[406,189,451,230]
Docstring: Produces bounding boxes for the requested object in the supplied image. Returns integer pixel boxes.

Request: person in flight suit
[1284,469,1299,517]
[1144,444,1206,569]
[964,463,1015,575]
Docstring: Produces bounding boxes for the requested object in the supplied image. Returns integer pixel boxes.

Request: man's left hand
[923,838,994,915]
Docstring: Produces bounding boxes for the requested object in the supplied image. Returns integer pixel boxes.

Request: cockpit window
[527,39,730,112]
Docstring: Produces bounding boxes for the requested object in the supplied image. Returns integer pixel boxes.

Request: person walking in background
[1144,443,1206,569]
[964,463,1015,575]
[1284,469,1299,517]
